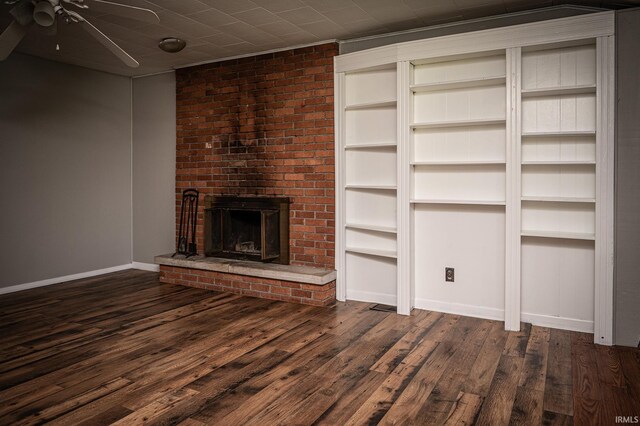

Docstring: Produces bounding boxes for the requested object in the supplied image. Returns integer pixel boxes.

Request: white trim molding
[396,61,411,316]
[594,35,616,346]
[504,47,522,332]
[521,312,594,334]
[334,72,346,303]
[132,262,160,272]
[335,12,614,72]
[415,298,505,322]
[347,290,397,306]
[0,264,133,295]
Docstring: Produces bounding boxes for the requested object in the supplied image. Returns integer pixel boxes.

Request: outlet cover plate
[445,267,454,282]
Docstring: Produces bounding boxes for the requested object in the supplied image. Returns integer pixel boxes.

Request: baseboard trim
[0,264,134,295]
[414,298,505,321]
[521,312,594,333]
[347,290,397,306]
[131,262,160,272]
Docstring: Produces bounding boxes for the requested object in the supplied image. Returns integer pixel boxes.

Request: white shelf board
[345,184,397,190]
[345,142,397,150]
[521,230,596,241]
[521,84,596,98]
[345,247,397,259]
[522,196,596,203]
[521,131,596,137]
[411,199,506,206]
[411,160,506,166]
[345,223,397,234]
[345,100,397,110]
[521,160,596,165]
[411,118,506,130]
[410,76,506,93]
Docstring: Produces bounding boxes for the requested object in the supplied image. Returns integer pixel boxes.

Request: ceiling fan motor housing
[1,0,159,67]
[34,1,56,27]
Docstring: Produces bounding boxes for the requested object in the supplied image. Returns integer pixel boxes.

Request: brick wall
[175,43,337,270]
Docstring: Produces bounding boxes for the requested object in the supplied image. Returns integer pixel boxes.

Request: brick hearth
[157,254,336,307]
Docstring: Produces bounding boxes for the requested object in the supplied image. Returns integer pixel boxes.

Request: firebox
[204,196,290,264]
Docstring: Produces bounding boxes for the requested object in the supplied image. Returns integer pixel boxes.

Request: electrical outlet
[445,267,454,282]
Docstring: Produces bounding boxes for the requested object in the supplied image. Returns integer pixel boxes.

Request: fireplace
[204,196,290,264]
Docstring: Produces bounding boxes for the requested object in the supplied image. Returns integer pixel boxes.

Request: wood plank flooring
[0,270,638,425]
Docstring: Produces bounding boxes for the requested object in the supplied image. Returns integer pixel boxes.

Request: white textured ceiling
[0,0,636,76]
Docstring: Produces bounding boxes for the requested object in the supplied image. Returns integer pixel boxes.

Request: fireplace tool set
[173,189,199,258]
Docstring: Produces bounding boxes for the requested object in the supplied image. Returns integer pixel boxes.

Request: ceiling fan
[0,0,160,67]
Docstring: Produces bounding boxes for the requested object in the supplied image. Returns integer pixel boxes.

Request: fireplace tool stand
[173,189,199,258]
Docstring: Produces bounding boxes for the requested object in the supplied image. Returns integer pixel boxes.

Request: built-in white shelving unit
[519,41,601,337]
[334,12,615,345]
[410,52,508,320]
[338,64,399,306]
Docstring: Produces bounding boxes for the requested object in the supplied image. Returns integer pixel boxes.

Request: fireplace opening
[205,196,290,264]
[225,210,261,256]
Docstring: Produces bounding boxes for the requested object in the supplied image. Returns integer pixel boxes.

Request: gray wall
[0,53,132,289]
[132,73,176,264]
[615,8,640,347]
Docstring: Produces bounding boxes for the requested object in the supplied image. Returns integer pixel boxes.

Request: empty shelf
[521,230,595,241]
[522,131,595,137]
[411,199,506,206]
[411,118,506,130]
[411,76,506,93]
[345,100,397,110]
[522,196,596,203]
[345,223,397,234]
[345,247,397,259]
[522,160,595,165]
[345,184,397,190]
[521,84,596,97]
[345,142,397,150]
[412,160,506,166]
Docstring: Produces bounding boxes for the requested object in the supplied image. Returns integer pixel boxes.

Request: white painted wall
[413,205,506,320]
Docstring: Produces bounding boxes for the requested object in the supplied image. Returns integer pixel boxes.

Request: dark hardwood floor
[0,270,638,425]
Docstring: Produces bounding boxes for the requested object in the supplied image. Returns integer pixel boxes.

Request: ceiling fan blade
[85,0,159,24]
[72,13,139,67]
[9,0,35,27]
[0,20,29,60]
